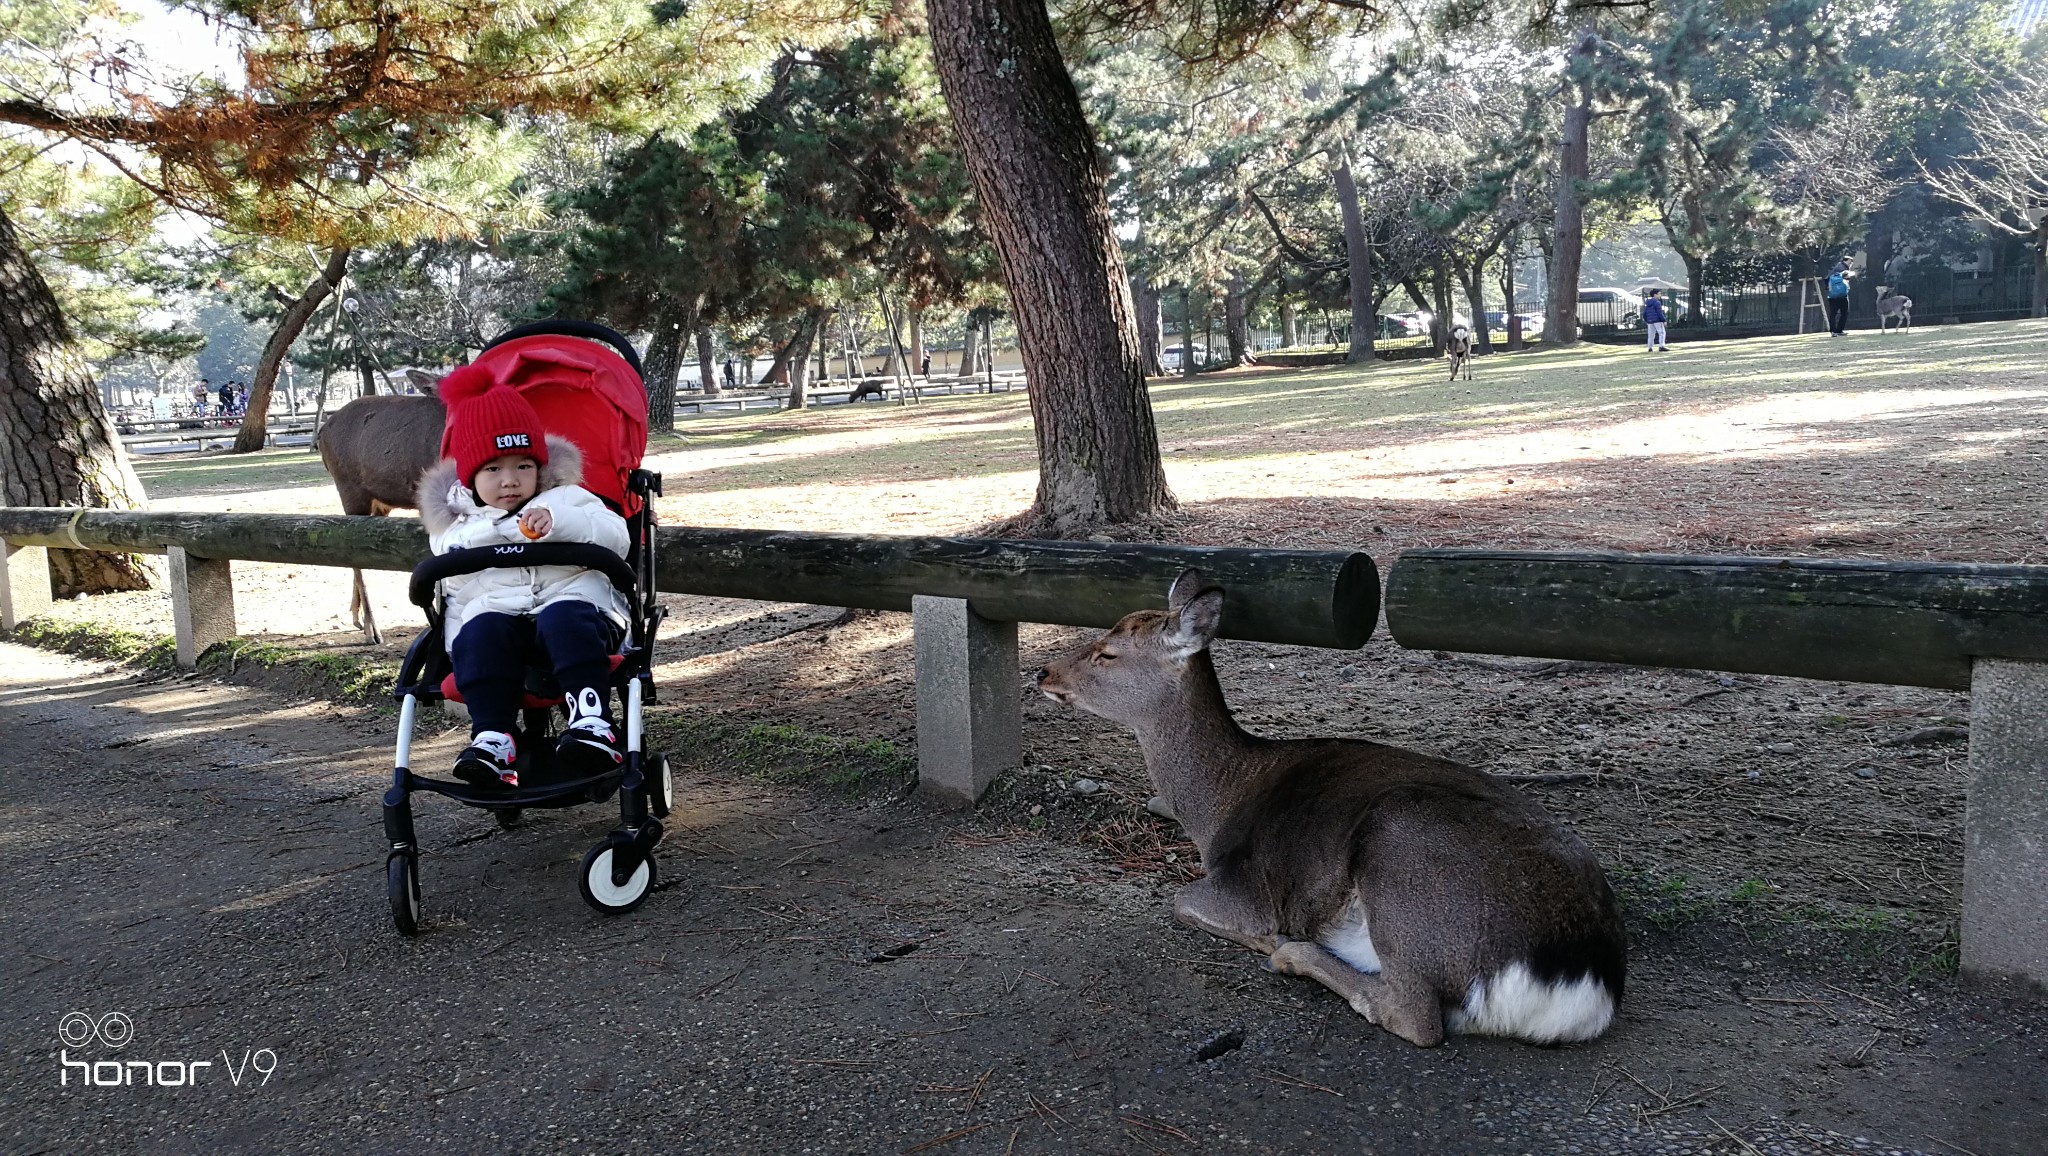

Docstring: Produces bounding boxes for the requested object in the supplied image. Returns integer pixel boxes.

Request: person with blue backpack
[1826,257,1854,336]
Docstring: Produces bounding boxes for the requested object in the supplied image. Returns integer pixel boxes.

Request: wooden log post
[1963,658,2048,994]
[168,546,236,670]
[913,595,1022,806]
[2,542,52,630]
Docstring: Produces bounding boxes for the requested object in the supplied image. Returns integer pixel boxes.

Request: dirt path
[5,644,2041,1155]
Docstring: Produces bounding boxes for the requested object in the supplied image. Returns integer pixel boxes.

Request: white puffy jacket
[415,435,631,646]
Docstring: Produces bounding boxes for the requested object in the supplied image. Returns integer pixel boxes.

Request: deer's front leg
[1268,940,1446,1048]
[1172,876,1279,956]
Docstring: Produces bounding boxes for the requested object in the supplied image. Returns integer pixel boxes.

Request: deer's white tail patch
[1448,962,1615,1044]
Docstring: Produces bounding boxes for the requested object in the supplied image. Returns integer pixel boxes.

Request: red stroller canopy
[441,329,648,515]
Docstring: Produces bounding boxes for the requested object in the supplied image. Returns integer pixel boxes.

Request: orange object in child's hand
[518,520,543,540]
[517,508,551,539]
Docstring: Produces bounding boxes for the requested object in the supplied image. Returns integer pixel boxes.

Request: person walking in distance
[1642,290,1669,352]
[1826,257,1854,336]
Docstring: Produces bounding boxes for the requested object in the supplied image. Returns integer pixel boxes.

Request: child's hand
[518,508,553,539]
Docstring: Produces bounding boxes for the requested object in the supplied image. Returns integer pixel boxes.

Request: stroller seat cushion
[440,654,627,708]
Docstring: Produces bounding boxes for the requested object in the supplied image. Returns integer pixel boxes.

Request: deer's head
[1037,569,1224,725]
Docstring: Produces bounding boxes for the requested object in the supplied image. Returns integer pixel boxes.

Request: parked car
[1577,287,1646,328]
[1162,343,1215,371]
[1483,311,1546,338]
[1379,312,1431,338]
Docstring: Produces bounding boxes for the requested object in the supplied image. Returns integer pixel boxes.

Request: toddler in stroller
[418,369,630,788]
[383,321,673,934]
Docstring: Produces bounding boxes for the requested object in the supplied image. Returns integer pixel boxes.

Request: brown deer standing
[1036,570,1626,1047]
[313,370,445,643]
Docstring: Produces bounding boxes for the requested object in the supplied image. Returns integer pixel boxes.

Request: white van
[1576,287,1644,328]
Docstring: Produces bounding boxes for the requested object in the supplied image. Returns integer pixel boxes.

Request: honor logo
[57,1011,276,1088]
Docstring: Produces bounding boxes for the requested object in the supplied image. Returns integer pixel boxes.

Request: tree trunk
[1502,226,1524,351]
[1180,287,1197,378]
[1460,258,1492,354]
[236,247,348,452]
[695,325,721,398]
[763,323,801,385]
[1683,253,1706,328]
[927,0,1173,531]
[2033,220,2047,319]
[0,204,154,596]
[877,293,913,403]
[1280,301,1298,348]
[642,300,688,432]
[1332,143,1376,365]
[1224,273,1253,366]
[1546,34,1595,349]
[787,310,823,410]
[1204,299,1215,369]
[1132,275,1165,376]
[1430,264,1454,355]
[957,319,984,381]
[909,309,926,376]
[357,356,377,399]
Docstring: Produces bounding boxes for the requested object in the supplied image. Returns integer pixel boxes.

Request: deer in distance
[313,369,445,643]
[1876,287,1914,333]
[1446,323,1474,381]
[1036,570,1627,1047]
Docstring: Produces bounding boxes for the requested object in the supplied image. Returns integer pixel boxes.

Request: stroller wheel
[579,843,655,914]
[495,807,523,830]
[388,853,422,936]
[647,753,674,819]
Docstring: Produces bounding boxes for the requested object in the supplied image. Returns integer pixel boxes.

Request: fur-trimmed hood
[416,433,584,537]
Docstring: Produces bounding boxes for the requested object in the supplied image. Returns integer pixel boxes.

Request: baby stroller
[383,320,672,935]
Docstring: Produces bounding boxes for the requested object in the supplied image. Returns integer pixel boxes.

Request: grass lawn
[144,319,2047,566]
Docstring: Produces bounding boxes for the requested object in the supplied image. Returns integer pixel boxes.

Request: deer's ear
[405,368,443,397]
[1164,587,1224,658]
[1167,568,1207,612]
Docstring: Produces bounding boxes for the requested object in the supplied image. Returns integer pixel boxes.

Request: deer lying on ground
[1446,324,1474,381]
[1876,288,1913,333]
[313,369,445,643]
[1036,571,1626,1047]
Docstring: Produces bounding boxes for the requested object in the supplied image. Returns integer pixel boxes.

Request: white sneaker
[454,730,519,787]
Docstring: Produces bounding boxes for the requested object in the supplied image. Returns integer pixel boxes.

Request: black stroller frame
[380,405,671,934]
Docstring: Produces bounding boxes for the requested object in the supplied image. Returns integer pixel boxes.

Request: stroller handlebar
[479,319,643,378]
[409,542,639,610]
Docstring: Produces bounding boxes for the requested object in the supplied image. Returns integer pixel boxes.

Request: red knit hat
[438,362,549,485]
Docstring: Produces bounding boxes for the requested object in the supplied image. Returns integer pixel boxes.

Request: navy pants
[1826,295,1849,335]
[450,602,620,735]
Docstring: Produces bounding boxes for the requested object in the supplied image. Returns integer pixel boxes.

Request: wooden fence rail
[0,509,1373,649]
[1385,550,2048,691]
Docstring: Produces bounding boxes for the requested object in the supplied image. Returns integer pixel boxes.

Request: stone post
[913,594,1021,806]
[168,545,236,670]
[2,543,53,630]
[1963,657,2048,993]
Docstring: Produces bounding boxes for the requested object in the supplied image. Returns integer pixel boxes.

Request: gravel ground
[5,644,2043,1155]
